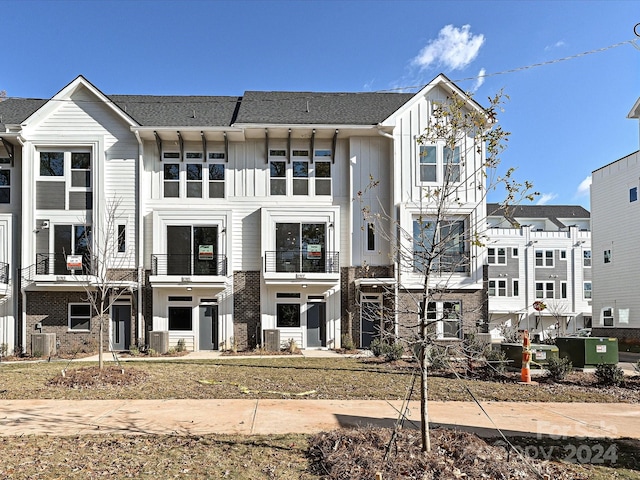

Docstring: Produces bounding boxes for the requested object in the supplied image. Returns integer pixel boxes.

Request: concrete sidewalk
[0,399,636,439]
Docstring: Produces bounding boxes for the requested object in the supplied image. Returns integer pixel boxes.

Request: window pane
[164,164,180,180]
[270,178,286,195]
[419,146,436,182]
[0,171,9,186]
[209,182,224,198]
[70,304,91,316]
[316,162,331,178]
[169,306,192,330]
[71,152,90,169]
[40,152,64,176]
[71,171,90,187]
[118,225,126,252]
[277,304,300,327]
[0,188,9,204]
[270,161,286,177]
[70,317,90,330]
[187,183,202,198]
[186,164,202,180]
[443,146,460,182]
[293,179,308,195]
[209,164,225,180]
[293,161,308,178]
[164,182,179,197]
[315,179,331,195]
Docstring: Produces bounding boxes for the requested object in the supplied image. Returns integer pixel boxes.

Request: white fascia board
[628,97,640,119]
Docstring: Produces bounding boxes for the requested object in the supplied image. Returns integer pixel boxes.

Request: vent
[263,329,280,352]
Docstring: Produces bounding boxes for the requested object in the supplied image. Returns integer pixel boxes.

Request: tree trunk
[420,314,431,453]
[99,319,103,370]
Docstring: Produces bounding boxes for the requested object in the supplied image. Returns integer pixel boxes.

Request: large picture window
[169,306,192,330]
[277,303,300,328]
[427,301,462,339]
[413,218,468,274]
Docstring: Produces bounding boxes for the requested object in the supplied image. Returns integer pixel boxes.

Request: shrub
[176,338,186,352]
[383,341,404,362]
[595,364,624,387]
[147,348,157,357]
[0,343,7,357]
[426,346,448,371]
[129,345,140,356]
[341,334,355,351]
[283,338,298,353]
[369,338,384,357]
[546,356,573,382]
[483,348,508,377]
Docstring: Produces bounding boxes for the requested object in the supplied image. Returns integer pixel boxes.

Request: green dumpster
[555,337,619,368]
[500,343,559,369]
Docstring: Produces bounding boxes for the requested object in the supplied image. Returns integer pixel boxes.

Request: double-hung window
[268,148,332,197]
[163,163,180,198]
[583,250,591,267]
[427,301,462,339]
[535,282,554,299]
[208,162,225,198]
[315,161,331,195]
[583,282,592,299]
[602,308,614,327]
[293,160,309,195]
[38,150,92,210]
[535,250,554,267]
[186,163,203,198]
[270,161,286,195]
[162,152,226,199]
[0,168,9,204]
[419,144,461,183]
[488,279,507,296]
[487,247,506,264]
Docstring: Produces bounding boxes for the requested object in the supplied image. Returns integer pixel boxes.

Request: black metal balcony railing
[35,253,95,276]
[413,251,470,274]
[152,254,227,276]
[264,250,339,274]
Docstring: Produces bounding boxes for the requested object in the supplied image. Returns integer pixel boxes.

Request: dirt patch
[47,366,149,390]
[309,427,589,479]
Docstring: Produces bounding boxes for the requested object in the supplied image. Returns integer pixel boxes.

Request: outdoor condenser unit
[263,329,280,352]
[31,333,56,357]
[148,331,169,354]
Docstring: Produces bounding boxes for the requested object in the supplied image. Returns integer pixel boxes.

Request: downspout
[15,136,25,354]
[377,127,399,337]
[134,130,144,346]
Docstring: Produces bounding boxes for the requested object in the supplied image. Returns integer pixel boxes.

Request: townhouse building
[486,203,592,341]
[0,74,488,355]
[590,96,640,339]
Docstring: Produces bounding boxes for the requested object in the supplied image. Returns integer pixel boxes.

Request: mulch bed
[309,427,589,479]
[47,366,148,389]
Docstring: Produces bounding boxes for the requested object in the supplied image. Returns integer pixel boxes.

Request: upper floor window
[162,155,225,199]
[602,307,614,327]
[71,153,91,187]
[419,144,461,183]
[269,157,332,197]
[513,279,519,297]
[583,250,591,267]
[487,247,506,264]
[583,282,592,299]
[631,187,638,202]
[604,249,612,264]
[413,218,468,274]
[535,250,554,267]
[40,152,64,176]
[488,279,506,296]
[38,150,92,210]
[367,223,375,251]
[512,247,518,257]
[117,225,126,253]
[535,281,554,299]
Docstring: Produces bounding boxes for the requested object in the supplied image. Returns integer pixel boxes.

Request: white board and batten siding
[591,152,640,328]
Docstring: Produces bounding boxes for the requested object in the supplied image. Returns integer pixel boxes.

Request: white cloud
[536,193,558,205]
[472,68,486,92]
[413,25,485,71]
[575,176,591,197]
[545,40,566,51]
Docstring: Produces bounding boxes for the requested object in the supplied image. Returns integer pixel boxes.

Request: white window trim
[428,300,462,340]
[488,278,507,297]
[535,281,555,299]
[583,249,592,267]
[535,249,555,268]
[269,158,333,197]
[512,279,520,297]
[601,307,614,327]
[583,282,592,299]
[416,142,462,186]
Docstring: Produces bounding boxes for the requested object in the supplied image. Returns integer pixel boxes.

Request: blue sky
[2,0,639,209]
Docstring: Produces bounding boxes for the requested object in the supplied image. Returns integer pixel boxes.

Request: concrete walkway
[0,399,636,439]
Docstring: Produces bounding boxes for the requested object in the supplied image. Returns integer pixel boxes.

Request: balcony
[35,253,96,276]
[151,254,227,277]
[264,250,339,274]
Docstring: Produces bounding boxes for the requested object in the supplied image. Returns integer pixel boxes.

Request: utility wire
[0,39,636,104]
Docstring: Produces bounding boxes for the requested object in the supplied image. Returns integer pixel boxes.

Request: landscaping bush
[341,333,355,351]
[369,338,404,361]
[546,356,573,382]
[595,363,624,387]
[482,348,508,377]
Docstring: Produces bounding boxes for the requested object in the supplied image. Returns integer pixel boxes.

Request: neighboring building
[486,203,592,341]
[590,98,640,340]
[0,74,489,355]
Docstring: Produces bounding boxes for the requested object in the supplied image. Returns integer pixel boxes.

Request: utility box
[148,331,169,354]
[263,329,280,352]
[500,343,559,369]
[31,333,56,357]
[556,337,619,368]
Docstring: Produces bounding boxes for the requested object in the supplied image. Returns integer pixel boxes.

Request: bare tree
[72,198,137,369]
[359,88,536,452]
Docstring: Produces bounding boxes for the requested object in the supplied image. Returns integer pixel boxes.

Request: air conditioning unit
[148,331,169,354]
[263,329,280,352]
[32,333,56,357]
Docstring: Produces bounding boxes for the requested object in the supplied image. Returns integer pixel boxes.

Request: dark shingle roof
[0,90,414,130]
[234,91,414,125]
[107,95,241,127]
[488,203,590,227]
[0,98,48,127]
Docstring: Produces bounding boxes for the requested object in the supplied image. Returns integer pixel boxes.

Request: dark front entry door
[361,298,381,348]
[307,302,326,348]
[112,304,131,351]
[199,304,219,350]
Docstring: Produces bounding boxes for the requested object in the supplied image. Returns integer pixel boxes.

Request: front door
[111,304,131,351]
[199,304,219,350]
[361,295,381,348]
[307,302,326,348]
